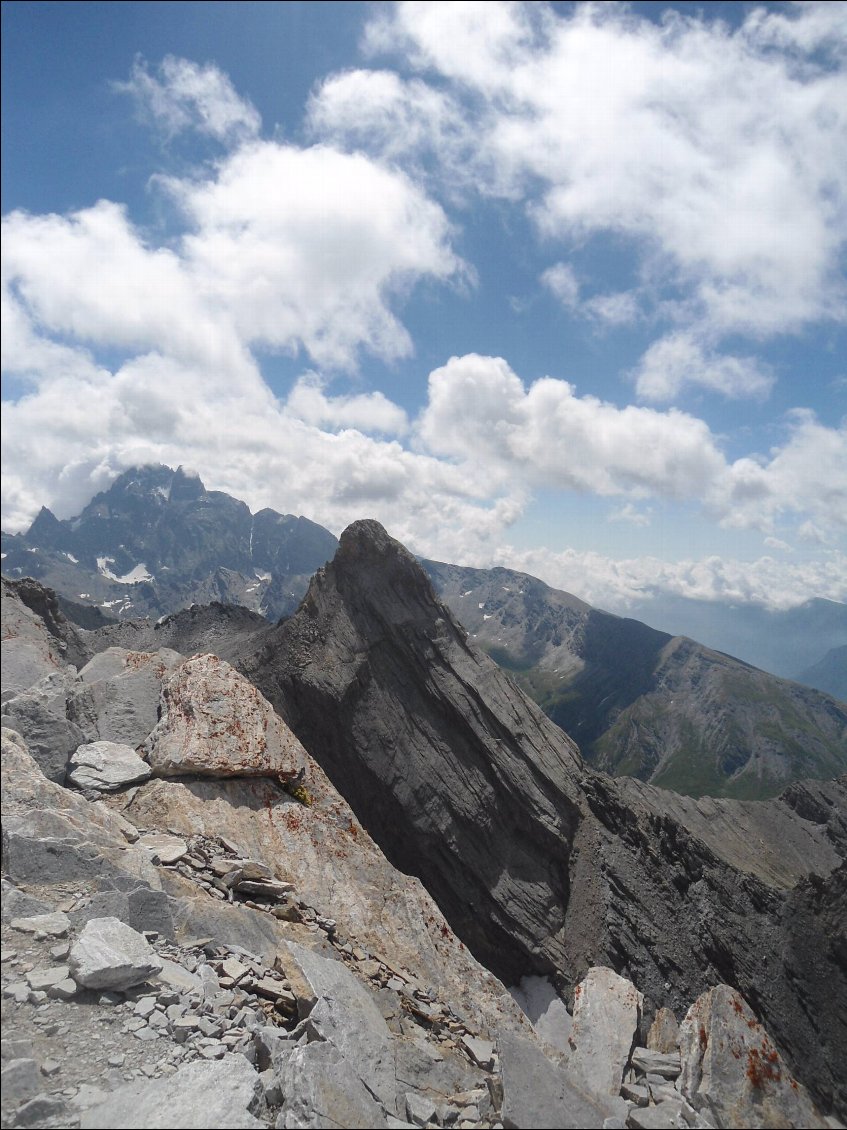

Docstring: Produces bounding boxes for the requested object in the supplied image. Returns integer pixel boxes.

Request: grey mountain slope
[237,520,847,1118]
[424,560,847,798]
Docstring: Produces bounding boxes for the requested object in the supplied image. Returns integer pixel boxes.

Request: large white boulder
[143,654,307,779]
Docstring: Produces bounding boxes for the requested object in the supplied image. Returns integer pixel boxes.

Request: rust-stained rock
[678,985,827,1129]
[143,654,307,780]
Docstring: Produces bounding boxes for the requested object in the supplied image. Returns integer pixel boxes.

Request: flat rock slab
[136,833,188,864]
[143,654,308,779]
[498,1030,622,1130]
[9,911,70,938]
[678,985,828,1130]
[81,1054,264,1129]
[626,1099,693,1129]
[277,1041,388,1130]
[69,916,163,991]
[631,1048,681,1079]
[568,966,643,1099]
[68,741,152,791]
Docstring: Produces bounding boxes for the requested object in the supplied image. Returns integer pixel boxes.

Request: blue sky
[2,1,845,613]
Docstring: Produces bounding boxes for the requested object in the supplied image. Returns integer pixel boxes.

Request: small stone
[1,1058,42,1105]
[621,1081,650,1106]
[406,1091,438,1127]
[11,1095,68,1127]
[40,1059,61,1076]
[108,1054,126,1068]
[50,942,71,960]
[47,978,78,1001]
[70,918,162,991]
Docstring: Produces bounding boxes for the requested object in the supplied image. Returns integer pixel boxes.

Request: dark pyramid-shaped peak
[241,519,584,983]
[25,506,65,547]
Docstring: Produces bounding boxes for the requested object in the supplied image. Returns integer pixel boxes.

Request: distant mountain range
[3,464,845,799]
[624,592,847,691]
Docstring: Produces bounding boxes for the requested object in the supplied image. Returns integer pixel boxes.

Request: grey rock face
[237,520,847,1118]
[497,1031,619,1130]
[276,1041,388,1129]
[68,646,184,747]
[282,940,396,1110]
[69,916,163,990]
[1,576,90,701]
[81,1054,264,1129]
[1,670,87,784]
[241,520,585,985]
[144,654,308,779]
[68,740,153,791]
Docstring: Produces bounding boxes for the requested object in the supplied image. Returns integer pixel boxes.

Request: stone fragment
[626,1098,703,1128]
[69,917,163,991]
[68,741,152,792]
[678,985,827,1129]
[498,1030,623,1130]
[26,965,70,991]
[221,957,249,983]
[406,1091,438,1126]
[646,1008,680,1055]
[461,1035,495,1070]
[1,1058,43,1105]
[10,912,71,938]
[70,647,183,748]
[143,655,308,779]
[277,1041,389,1129]
[621,1082,650,1106]
[568,967,643,1099]
[48,977,78,1000]
[12,1095,68,1128]
[630,1048,681,1079]
[81,1054,264,1128]
[137,833,188,864]
[155,957,200,994]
